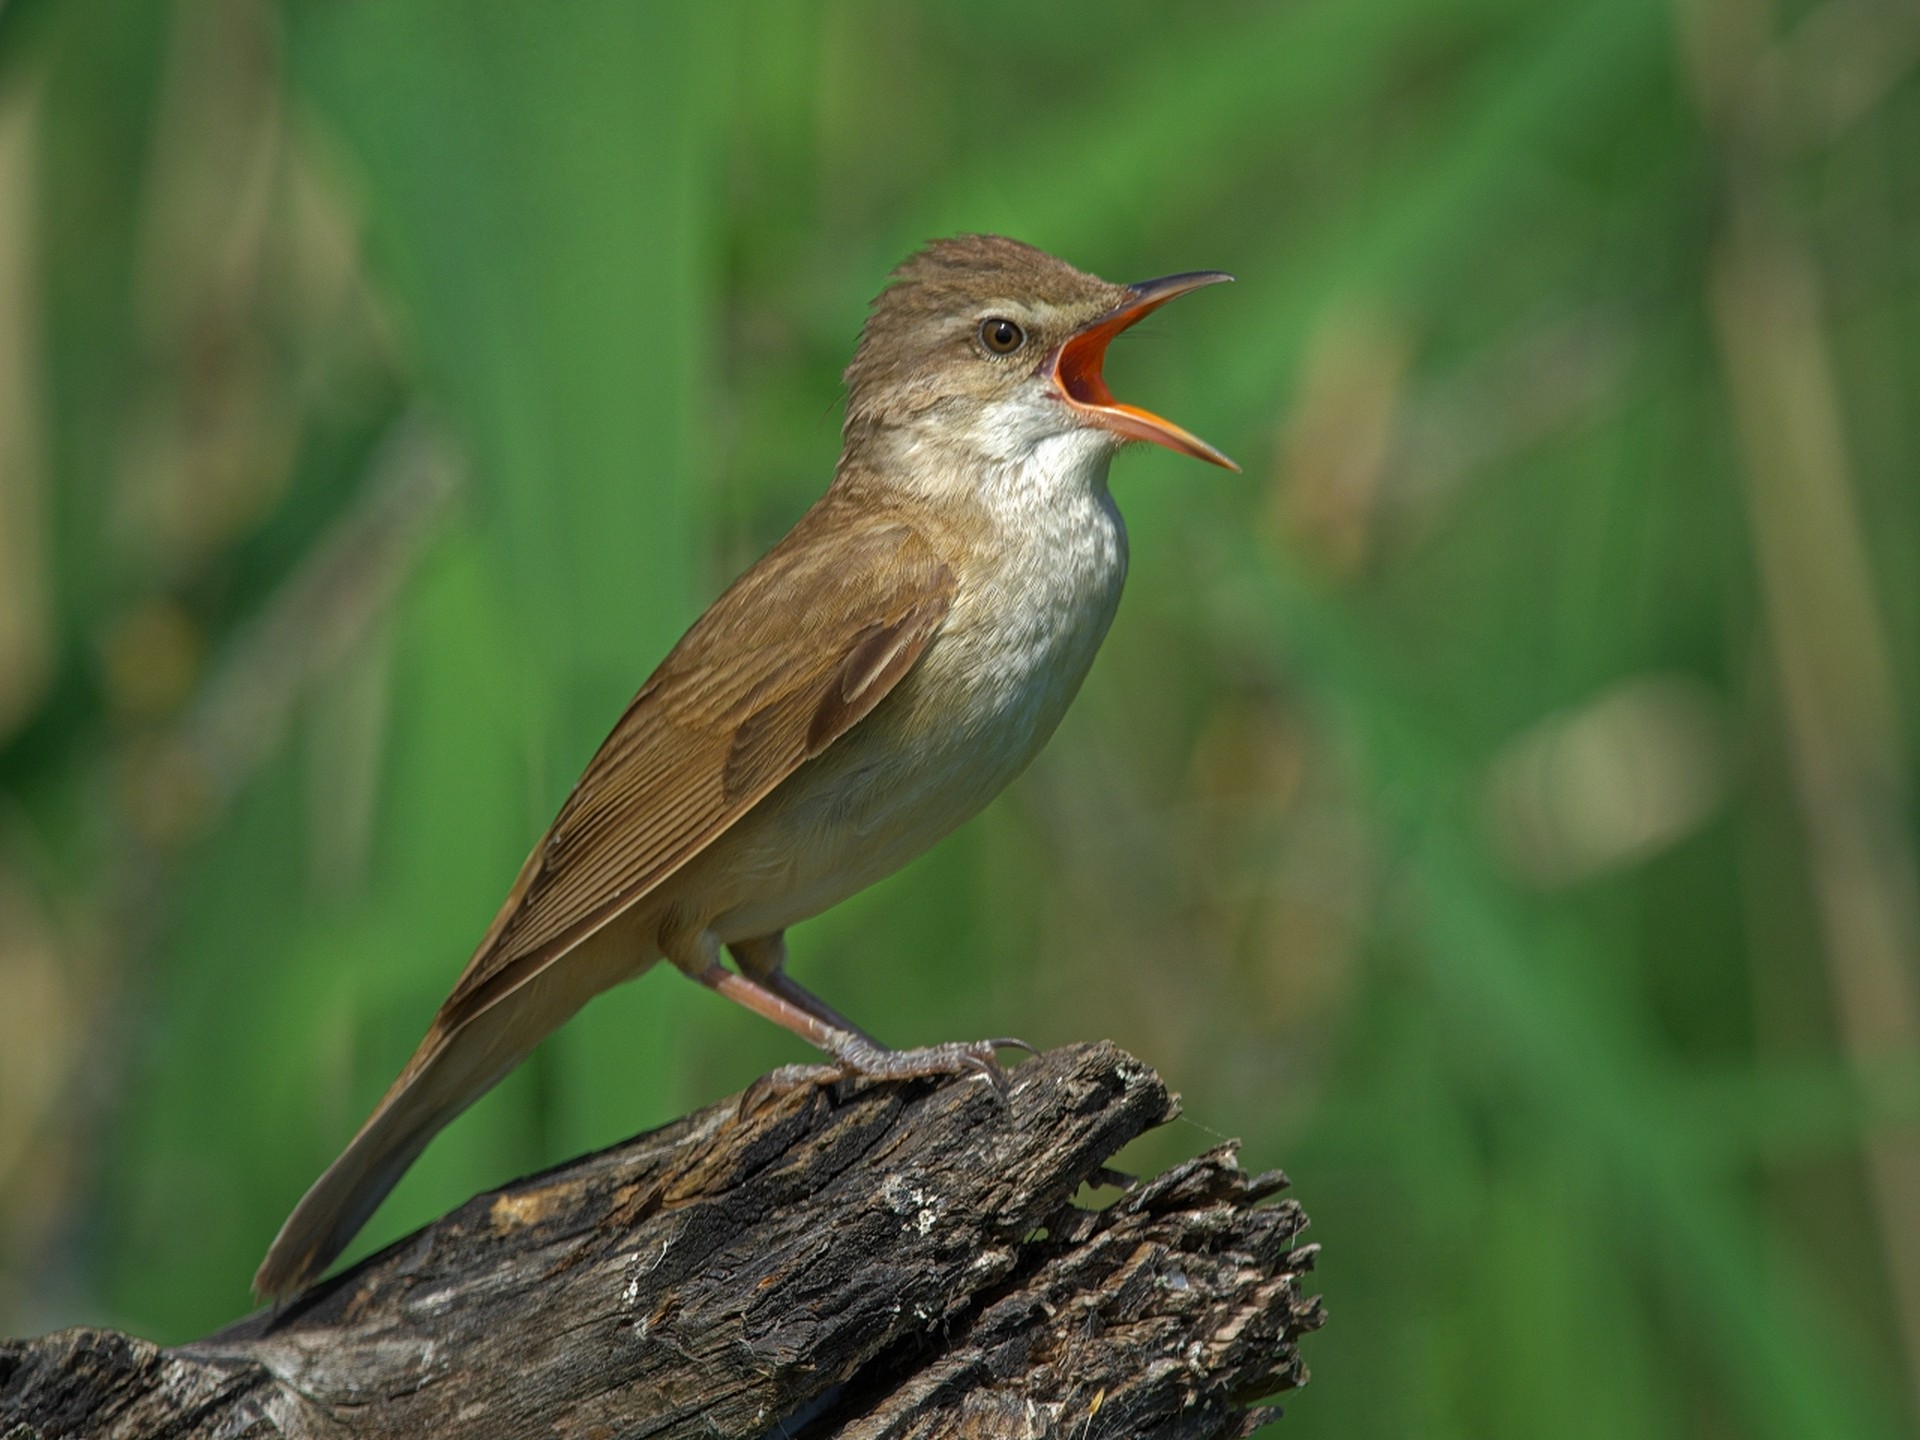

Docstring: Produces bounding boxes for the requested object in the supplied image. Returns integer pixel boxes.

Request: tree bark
[0,1042,1323,1439]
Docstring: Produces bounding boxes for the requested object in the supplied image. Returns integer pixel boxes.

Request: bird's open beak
[1051,271,1239,471]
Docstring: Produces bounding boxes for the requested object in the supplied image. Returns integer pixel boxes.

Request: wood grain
[1,1044,1323,1438]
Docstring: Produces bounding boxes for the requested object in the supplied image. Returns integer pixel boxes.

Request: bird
[254,234,1236,1300]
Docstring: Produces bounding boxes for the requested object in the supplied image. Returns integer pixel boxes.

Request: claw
[821,1034,1028,1101]
[738,1062,844,1118]
[958,1046,1011,1101]
[983,1036,1039,1058]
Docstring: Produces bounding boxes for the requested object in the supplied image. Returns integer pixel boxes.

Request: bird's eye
[979,317,1026,355]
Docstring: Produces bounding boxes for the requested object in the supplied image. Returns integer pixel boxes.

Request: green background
[1,2,1918,1436]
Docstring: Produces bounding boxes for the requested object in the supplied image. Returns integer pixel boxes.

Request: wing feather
[435,496,955,1028]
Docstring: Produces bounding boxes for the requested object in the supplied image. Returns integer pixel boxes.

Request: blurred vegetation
[2,1,1919,1436]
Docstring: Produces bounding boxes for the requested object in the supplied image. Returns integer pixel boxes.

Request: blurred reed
[0,3,1916,1437]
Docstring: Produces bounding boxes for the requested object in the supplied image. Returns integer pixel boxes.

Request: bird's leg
[664,928,1028,1089]
[727,933,881,1045]
[722,931,1037,1085]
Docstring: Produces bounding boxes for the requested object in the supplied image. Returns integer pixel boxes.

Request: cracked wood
[0,1042,1323,1439]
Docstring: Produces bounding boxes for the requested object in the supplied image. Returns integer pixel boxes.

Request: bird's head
[841,235,1237,475]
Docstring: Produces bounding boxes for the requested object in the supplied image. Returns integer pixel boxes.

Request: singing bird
[255,235,1236,1299]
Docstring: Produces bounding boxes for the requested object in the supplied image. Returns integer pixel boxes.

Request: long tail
[252,1006,520,1299]
[253,949,644,1300]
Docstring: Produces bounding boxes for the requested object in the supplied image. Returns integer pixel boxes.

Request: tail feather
[256,981,579,1297]
[256,937,657,1301]
[252,1093,451,1301]
[253,1012,525,1300]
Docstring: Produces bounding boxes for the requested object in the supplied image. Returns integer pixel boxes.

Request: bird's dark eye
[979,317,1025,355]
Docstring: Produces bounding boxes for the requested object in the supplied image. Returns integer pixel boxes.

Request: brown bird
[254,235,1235,1299]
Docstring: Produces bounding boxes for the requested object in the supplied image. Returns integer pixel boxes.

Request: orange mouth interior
[1056,309,1137,412]
[1052,280,1239,471]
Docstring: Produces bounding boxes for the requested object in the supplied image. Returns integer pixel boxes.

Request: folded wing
[440,496,955,1030]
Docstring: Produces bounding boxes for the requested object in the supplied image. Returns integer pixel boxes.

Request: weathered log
[0,1042,1323,1438]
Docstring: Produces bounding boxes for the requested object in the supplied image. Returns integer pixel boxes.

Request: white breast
[710,423,1129,942]
[936,426,1129,763]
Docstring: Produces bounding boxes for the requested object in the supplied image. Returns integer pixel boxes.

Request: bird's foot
[736,1061,848,1118]
[823,1033,1037,1097]
[760,1061,847,1089]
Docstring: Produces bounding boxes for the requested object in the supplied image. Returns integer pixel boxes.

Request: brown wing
[434,494,954,1029]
